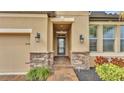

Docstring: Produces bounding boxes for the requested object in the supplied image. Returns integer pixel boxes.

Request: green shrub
[26,67,51,81]
[96,63,124,81]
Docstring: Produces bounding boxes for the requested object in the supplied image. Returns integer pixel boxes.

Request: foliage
[95,56,108,65]
[26,67,51,81]
[96,63,124,81]
[95,56,124,67]
[95,56,124,80]
[111,58,124,67]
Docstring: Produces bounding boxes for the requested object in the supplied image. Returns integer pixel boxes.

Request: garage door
[0,34,30,73]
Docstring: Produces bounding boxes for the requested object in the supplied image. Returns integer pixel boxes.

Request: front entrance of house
[53,24,71,64]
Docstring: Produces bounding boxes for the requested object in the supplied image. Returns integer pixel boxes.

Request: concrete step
[53,64,73,68]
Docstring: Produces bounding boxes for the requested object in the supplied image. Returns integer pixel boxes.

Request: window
[120,26,124,52]
[89,25,97,51]
[103,25,115,52]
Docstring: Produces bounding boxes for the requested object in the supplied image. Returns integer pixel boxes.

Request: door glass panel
[58,38,65,55]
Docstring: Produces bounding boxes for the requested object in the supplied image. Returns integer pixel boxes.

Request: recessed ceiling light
[56,31,67,34]
[60,25,63,28]
[60,16,64,19]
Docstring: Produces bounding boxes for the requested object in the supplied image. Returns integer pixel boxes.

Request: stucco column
[71,16,89,52]
[71,14,90,69]
[97,25,103,52]
[115,25,120,52]
[49,21,53,52]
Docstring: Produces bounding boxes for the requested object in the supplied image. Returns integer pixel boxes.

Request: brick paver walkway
[0,75,26,81]
[47,57,78,81]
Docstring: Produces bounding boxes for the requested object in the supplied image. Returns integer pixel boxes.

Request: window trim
[89,25,97,52]
[103,25,115,52]
[120,26,124,52]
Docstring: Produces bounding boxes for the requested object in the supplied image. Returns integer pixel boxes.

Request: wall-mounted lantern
[35,32,40,43]
[80,34,84,43]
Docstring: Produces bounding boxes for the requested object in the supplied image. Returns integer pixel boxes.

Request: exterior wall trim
[56,12,89,16]
[0,13,48,18]
[0,72,27,75]
[0,28,32,33]
[90,52,124,56]
[90,21,124,25]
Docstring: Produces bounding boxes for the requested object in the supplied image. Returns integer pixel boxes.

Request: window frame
[120,25,124,52]
[89,25,97,52]
[103,25,115,52]
[89,38,97,52]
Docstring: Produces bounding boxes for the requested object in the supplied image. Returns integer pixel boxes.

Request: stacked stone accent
[71,52,90,70]
[48,52,54,65]
[29,52,54,68]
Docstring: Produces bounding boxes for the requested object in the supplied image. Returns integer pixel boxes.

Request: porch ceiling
[50,17,75,23]
[53,24,71,31]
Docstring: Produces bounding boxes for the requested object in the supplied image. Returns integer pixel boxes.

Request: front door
[57,37,65,55]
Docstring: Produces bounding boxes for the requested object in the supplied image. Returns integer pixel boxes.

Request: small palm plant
[26,67,51,81]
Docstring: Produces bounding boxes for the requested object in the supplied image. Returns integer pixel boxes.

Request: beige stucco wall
[47,19,53,53]
[0,13,48,53]
[0,13,49,73]
[71,15,89,52]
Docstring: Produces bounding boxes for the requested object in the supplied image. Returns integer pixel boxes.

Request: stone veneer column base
[71,52,90,70]
[30,52,54,68]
